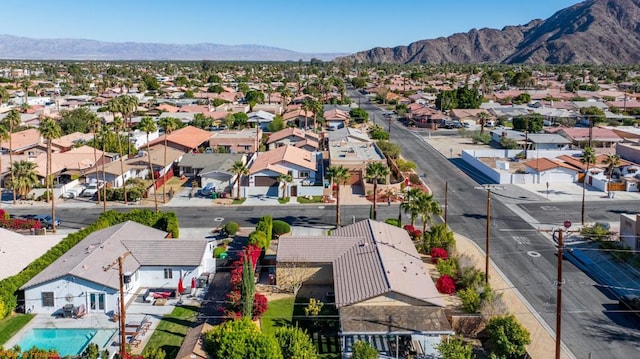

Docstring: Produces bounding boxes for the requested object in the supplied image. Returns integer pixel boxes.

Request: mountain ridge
[337,0,640,65]
[0,34,345,61]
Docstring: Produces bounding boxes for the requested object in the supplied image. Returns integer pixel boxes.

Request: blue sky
[1,0,581,53]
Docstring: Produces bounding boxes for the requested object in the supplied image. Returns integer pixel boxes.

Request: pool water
[18,328,116,356]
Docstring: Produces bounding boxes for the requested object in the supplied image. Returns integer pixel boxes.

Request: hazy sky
[0,0,581,53]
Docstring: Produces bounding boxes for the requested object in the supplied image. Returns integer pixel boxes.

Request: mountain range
[337,0,640,65]
[0,34,345,62]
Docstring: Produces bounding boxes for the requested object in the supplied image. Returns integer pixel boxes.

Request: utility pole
[103,252,131,358]
[444,181,448,226]
[474,185,505,283]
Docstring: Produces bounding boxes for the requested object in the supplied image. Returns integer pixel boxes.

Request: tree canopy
[512,114,544,133]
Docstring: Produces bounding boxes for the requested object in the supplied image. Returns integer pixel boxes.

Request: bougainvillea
[431,247,449,264]
[253,293,268,320]
[436,274,457,295]
[0,218,42,230]
[402,224,422,241]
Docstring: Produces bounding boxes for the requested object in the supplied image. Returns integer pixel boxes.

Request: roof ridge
[367,220,392,291]
[67,221,132,275]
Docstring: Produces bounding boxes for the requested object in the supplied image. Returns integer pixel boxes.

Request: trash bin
[219,252,228,259]
[212,192,217,199]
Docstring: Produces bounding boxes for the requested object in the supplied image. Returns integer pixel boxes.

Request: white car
[82,184,99,197]
[62,189,80,199]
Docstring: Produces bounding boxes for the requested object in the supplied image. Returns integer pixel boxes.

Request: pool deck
[7,296,197,355]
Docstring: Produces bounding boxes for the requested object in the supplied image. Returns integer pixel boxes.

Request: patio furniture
[63,304,74,318]
[154,298,167,306]
[74,304,86,319]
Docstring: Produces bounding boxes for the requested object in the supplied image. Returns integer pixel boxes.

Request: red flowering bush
[436,274,457,295]
[253,293,268,320]
[402,224,423,241]
[431,247,448,264]
[0,218,42,230]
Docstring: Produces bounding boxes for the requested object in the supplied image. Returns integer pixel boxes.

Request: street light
[552,220,573,359]
[474,185,505,283]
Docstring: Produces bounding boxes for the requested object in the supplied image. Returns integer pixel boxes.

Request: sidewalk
[455,233,571,359]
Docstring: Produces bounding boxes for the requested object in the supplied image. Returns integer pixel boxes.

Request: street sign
[563,220,571,228]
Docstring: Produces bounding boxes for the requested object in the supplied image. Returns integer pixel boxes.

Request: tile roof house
[0,128,54,157]
[521,158,580,183]
[246,145,320,197]
[178,153,246,190]
[209,128,261,154]
[324,108,350,130]
[266,128,321,151]
[282,106,311,128]
[276,220,452,357]
[147,125,213,153]
[551,127,623,148]
[489,129,571,150]
[20,221,215,315]
[327,130,386,185]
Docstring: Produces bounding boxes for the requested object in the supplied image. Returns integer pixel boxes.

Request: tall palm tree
[87,114,102,206]
[277,173,293,200]
[478,112,490,134]
[401,187,424,226]
[603,153,621,196]
[21,78,31,107]
[0,86,8,106]
[4,109,21,204]
[301,98,313,129]
[326,165,349,227]
[8,160,38,198]
[157,117,178,203]
[139,116,158,212]
[416,192,442,234]
[365,162,389,220]
[98,126,109,212]
[39,117,62,233]
[580,147,596,225]
[229,161,249,200]
[112,116,128,204]
[281,88,293,109]
[0,123,8,208]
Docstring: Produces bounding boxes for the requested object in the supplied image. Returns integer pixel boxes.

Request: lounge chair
[74,304,86,319]
[128,335,141,348]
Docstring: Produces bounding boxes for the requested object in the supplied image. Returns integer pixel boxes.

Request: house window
[244,145,251,151]
[42,292,54,307]
[299,171,309,178]
[287,170,293,176]
[164,268,173,279]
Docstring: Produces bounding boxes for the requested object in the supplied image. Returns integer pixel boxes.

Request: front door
[89,292,106,312]
[290,185,298,197]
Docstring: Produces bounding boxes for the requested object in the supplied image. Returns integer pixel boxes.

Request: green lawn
[260,296,295,335]
[142,305,199,359]
[297,196,323,204]
[232,198,247,205]
[278,197,291,204]
[293,297,340,359]
[0,314,34,345]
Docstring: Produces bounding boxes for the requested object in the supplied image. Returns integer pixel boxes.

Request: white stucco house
[20,221,215,315]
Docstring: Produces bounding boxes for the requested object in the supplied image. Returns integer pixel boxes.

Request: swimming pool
[18,328,116,356]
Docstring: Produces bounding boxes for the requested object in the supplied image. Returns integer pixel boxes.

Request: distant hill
[0,34,345,61]
[337,0,640,65]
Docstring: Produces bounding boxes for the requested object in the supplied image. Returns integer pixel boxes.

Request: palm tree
[139,116,158,212]
[580,147,596,225]
[301,98,313,129]
[401,187,424,226]
[365,162,390,220]
[0,86,8,106]
[416,192,442,234]
[277,173,293,200]
[281,88,293,109]
[98,125,109,212]
[326,165,349,226]
[478,112,490,134]
[21,78,31,107]
[87,114,102,207]
[157,117,178,203]
[8,160,38,198]
[229,161,249,200]
[112,116,128,204]
[0,123,8,208]
[4,109,21,204]
[603,153,621,196]
[39,117,62,233]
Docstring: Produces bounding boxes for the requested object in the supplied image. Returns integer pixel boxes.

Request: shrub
[409,173,421,185]
[248,230,269,249]
[224,222,240,236]
[436,336,474,359]
[431,247,448,263]
[423,223,455,253]
[458,287,481,313]
[403,224,422,242]
[272,220,291,236]
[436,258,457,277]
[485,314,531,358]
[253,293,268,320]
[385,218,400,227]
[436,274,456,294]
[213,247,227,258]
[352,340,378,359]
[457,266,485,290]
[274,326,318,359]
[0,209,8,220]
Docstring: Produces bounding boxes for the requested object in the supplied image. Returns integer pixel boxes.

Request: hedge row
[0,209,179,319]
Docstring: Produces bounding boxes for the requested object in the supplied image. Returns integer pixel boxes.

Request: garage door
[255,176,278,186]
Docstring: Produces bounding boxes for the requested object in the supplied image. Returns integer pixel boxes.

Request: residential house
[128,129,160,150]
[521,157,580,183]
[85,145,184,188]
[252,103,283,115]
[247,110,275,131]
[276,220,452,358]
[178,153,246,191]
[549,127,623,148]
[328,130,386,185]
[246,145,320,197]
[449,108,492,126]
[406,104,448,128]
[620,214,640,250]
[0,128,56,158]
[490,129,571,151]
[148,125,213,153]
[282,106,311,128]
[266,128,321,151]
[324,108,350,130]
[209,128,261,154]
[20,221,215,315]
[617,142,640,164]
[52,132,94,152]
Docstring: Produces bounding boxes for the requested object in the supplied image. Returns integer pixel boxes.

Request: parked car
[32,214,61,228]
[62,189,81,199]
[198,184,216,197]
[82,183,99,197]
[463,122,471,128]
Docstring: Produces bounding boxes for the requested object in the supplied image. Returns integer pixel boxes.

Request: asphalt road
[352,89,640,358]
